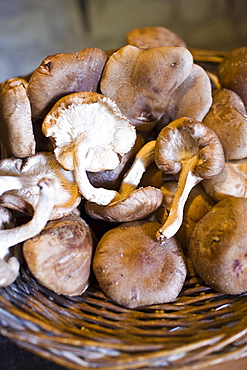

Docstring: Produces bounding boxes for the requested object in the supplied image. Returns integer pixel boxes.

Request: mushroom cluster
[0,25,247,307]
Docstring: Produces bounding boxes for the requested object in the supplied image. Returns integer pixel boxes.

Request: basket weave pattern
[1,48,247,369]
[0,267,247,369]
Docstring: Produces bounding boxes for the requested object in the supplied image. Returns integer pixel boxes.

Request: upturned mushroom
[217,47,247,108]
[154,117,225,242]
[203,88,247,160]
[100,45,212,131]
[27,48,108,119]
[0,152,81,219]
[93,220,187,308]
[0,177,56,287]
[0,78,36,158]
[42,91,136,206]
[126,26,187,48]
[189,196,247,295]
[85,140,164,222]
[23,213,96,296]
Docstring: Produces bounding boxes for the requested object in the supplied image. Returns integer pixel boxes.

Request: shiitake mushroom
[93,220,187,308]
[189,196,247,294]
[23,213,96,296]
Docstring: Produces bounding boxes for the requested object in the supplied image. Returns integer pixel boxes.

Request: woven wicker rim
[1,266,247,370]
[1,47,247,370]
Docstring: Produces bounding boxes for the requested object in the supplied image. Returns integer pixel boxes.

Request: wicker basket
[1,47,247,370]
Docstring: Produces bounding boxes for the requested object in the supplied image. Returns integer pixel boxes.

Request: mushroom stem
[0,177,56,255]
[73,136,118,206]
[0,256,20,287]
[157,158,202,242]
[118,140,156,197]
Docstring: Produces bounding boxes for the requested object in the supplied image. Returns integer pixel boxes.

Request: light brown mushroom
[203,88,247,160]
[0,78,36,158]
[126,26,187,48]
[85,140,164,222]
[27,48,108,119]
[0,152,81,219]
[189,196,247,295]
[23,213,96,296]
[154,117,225,242]
[217,47,247,108]
[0,177,56,287]
[42,91,136,206]
[100,45,212,131]
[93,220,187,308]
[202,158,247,201]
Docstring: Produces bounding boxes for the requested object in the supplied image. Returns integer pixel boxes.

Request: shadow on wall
[0,0,246,81]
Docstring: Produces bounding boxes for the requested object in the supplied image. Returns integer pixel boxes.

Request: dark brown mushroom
[23,213,96,296]
[217,47,247,108]
[27,48,108,119]
[189,196,247,295]
[203,88,247,160]
[126,26,187,48]
[0,78,36,158]
[100,45,212,131]
[93,220,187,308]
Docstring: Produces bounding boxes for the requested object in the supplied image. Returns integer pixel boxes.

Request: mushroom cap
[27,48,108,119]
[154,117,225,179]
[85,186,164,222]
[0,152,81,219]
[202,159,247,201]
[189,196,247,294]
[126,26,187,48]
[42,91,136,172]
[217,47,247,108]
[23,213,95,296]
[93,220,187,308]
[0,78,36,158]
[203,88,247,160]
[100,45,194,131]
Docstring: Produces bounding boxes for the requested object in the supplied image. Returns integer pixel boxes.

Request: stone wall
[0,0,246,81]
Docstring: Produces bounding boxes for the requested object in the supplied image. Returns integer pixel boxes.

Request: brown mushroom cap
[100,45,194,131]
[217,47,247,108]
[93,220,187,308]
[0,78,36,158]
[203,88,247,160]
[85,186,164,222]
[126,26,187,48]
[27,48,108,119]
[23,213,95,296]
[202,159,247,201]
[189,196,247,295]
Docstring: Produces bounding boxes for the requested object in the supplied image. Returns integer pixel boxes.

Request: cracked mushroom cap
[0,152,81,219]
[217,47,247,108]
[126,26,187,48]
[0,78,36,158]
[189,196,247,295]
[27,48,108,119]
[203,88,247,160]
[93,220,187,308]
[42,91,136,206]
[100,45,194,131]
